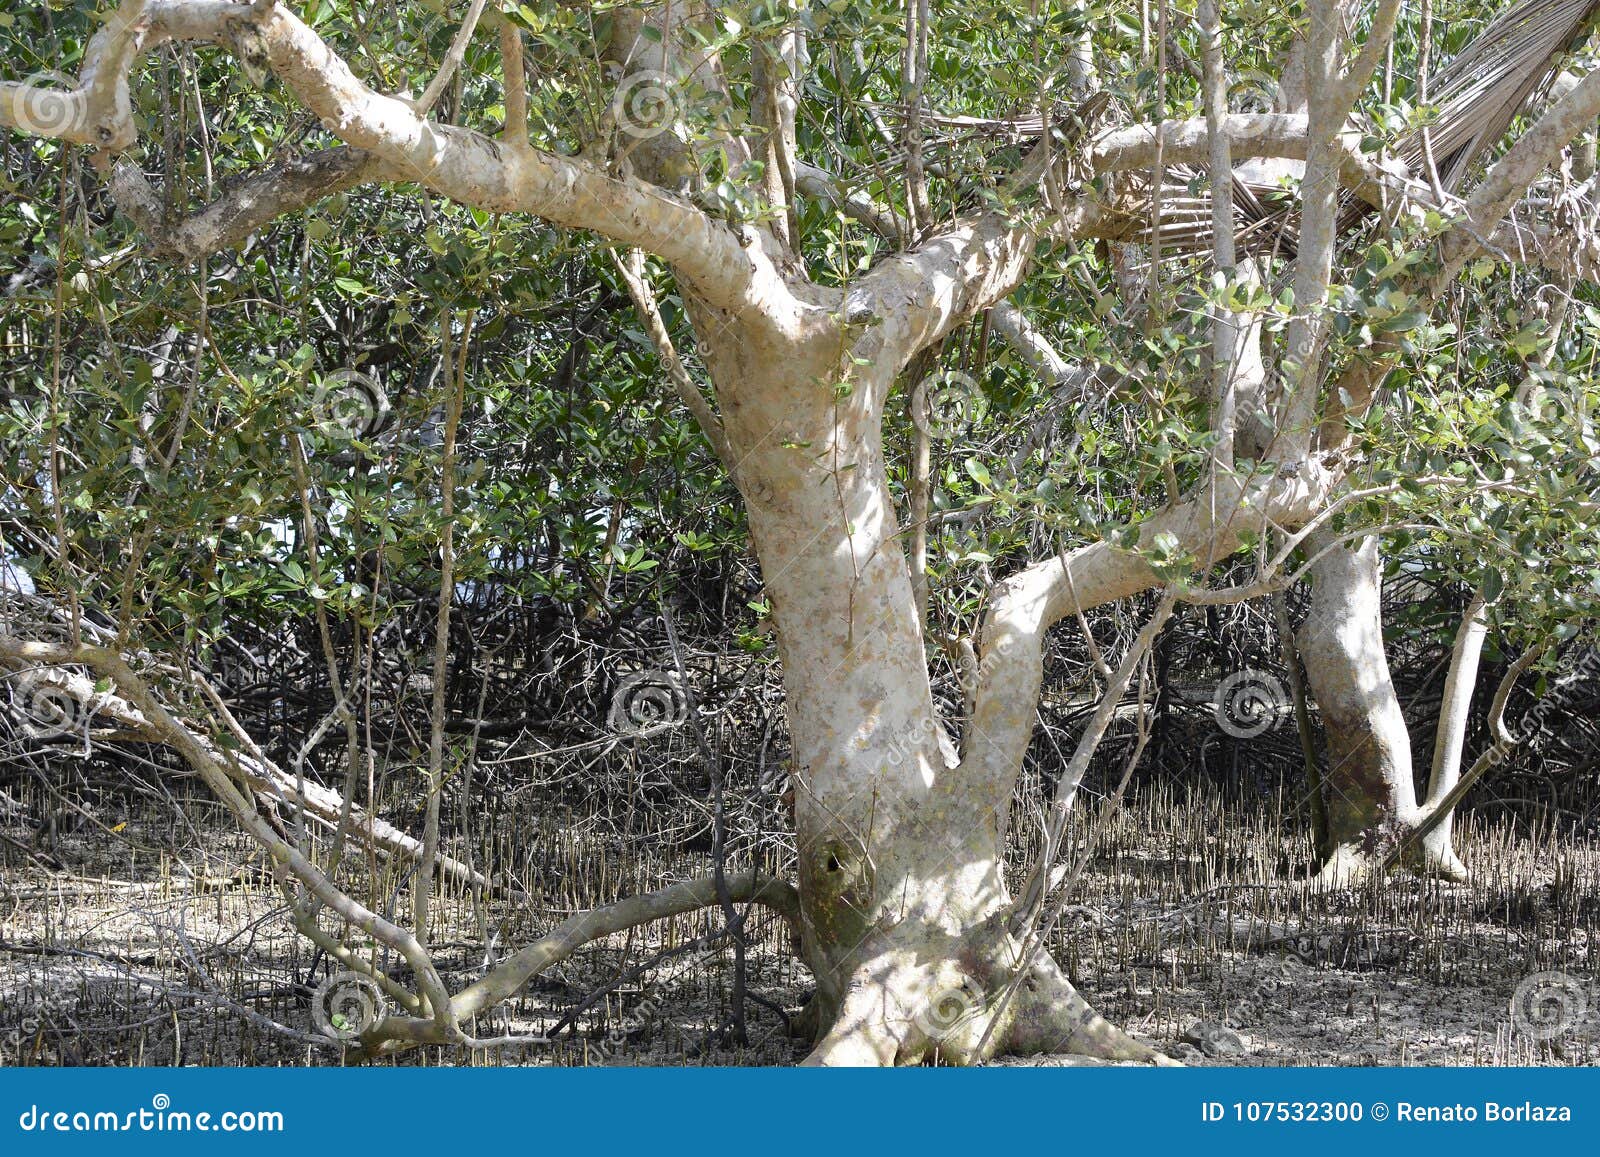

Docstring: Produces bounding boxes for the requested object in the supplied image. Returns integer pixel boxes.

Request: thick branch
[372,869,800,1046]
[1425,592,1489,810]
[1091,113,1311,173]
[1322,58,1600,441]
[1434,62,1600,291]
[962,461,1333,791]
[852,205,1094,365]
[0,0,762,309]
[108,148,387,261]
[855,110,1410,361]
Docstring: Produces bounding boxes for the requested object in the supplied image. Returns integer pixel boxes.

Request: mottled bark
[688,301,1163,1063]
[1296,535,1469,884]
[12,0,1600,1062]
[1297,535,1418,884]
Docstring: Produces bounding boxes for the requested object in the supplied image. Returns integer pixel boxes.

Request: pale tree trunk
[1296,534,1417,884]
[691,308,1157,1064]
[1418,595,1488,876]
[12,0,1600,1064]
[1295,534,1469,883]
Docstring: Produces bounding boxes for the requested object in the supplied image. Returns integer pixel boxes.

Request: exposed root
[1312,844,1374,889]
[1004,953,1177,1064]
[1314,837,1471,889]
[1416,840,1471,883]
[364,869,803,1053]
[799,946,1174,1067]
[787,992,825,1041]
[801,1011,899,1066]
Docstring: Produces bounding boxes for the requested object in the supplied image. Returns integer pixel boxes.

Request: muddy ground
[1,779,1596,1067]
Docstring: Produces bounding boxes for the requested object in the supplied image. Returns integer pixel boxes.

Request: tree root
[362,869,802,1054]
[1004,952,1176,1065]
[799,948,1174,1067]
[1312,839,1470,889]
[1417,842,1470,883]
[801,1004,900,1066]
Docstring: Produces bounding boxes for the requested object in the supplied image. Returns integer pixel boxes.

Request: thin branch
[609,248,735,469]
[1385,640,1553,869]
[415,0,491,117]
[499,13,529,153]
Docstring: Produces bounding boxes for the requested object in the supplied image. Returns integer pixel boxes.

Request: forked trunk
[694,317,1160,1064]
[1296,535,1468,884]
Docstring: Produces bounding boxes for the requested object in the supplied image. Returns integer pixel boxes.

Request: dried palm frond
[1109,168,1301,260]
[1412,0,1600,193]
[871,92,1114,146]
[863,0,1600,260]
[1147,0,1600,257]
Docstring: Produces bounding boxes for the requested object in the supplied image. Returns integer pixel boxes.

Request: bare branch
[371,870,799,1047]
[1423,592,1490,812]
[107,148,387,262]
[961,460,1334,791]
[610,248,736,468]
[498,14,529,153]
[1387,640,1554,870]
[415,0,491,117]
[1198,0,1240,466]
